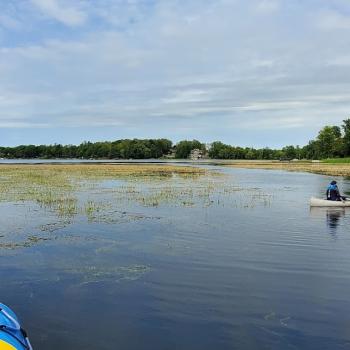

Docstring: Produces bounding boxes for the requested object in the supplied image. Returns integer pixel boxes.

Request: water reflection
[310,207,345,233]
[326,209,345,230]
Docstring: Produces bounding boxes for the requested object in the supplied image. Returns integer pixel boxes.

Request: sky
[0,0,350,147]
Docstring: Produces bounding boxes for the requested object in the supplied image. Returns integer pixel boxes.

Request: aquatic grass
[56,197,78,217]
[0,163,206,208]
[0,164,273,250]
[84,200,98,217]
[83,201,115,222]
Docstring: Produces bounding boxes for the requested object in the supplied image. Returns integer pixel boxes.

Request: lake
[1,164,350,350]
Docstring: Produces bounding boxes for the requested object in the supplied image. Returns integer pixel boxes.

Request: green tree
[342,119,350,156]
[208,142,225,159]
[282,145,297,160]
[175,140,204,159]
[317,126,342,158]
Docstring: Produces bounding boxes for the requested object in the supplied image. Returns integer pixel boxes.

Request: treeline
[208,142,301,160]
[209,118,350,160]
[301,119,350,159]
[0,139,173,159]
[1,118,350,160]
[0,139,301,160]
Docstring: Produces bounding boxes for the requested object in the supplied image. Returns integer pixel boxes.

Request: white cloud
[161,89,211,104]
[255,0,280,14]
[316,10,350,30]
[0,122,49,128]
[240,117,304,130]
[327,55,350,66]
[250,59,275,68]
[0,15,22,30]
[31,0,87,26]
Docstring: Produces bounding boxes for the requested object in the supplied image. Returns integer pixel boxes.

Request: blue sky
[0,0,350,147]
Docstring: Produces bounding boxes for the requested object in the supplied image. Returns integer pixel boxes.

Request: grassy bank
[322,158,350,164]
[223,160,350,177]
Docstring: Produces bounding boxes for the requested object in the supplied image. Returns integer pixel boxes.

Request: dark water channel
[1,166,350,350]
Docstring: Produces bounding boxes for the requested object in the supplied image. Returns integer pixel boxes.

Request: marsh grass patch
[0,164,272,249]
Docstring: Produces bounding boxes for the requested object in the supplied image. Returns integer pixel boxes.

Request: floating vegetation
[0,234,51,250]
[40,221,71,233]
[67,264,152,285]
[2,262,151,287]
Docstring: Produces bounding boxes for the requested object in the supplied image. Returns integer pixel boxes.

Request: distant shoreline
[1,158,350,177]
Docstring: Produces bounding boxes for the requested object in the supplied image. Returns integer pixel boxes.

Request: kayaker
[326,180,346,201]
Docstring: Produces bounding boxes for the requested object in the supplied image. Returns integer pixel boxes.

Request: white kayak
[310,197,350,207]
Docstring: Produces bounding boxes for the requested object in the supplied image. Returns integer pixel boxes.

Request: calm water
[1,166,350,350]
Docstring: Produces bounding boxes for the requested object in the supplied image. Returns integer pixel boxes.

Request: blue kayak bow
[0,304,32,350]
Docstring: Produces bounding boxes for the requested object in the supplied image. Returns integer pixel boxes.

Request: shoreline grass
[321,158,350,164]
[222,161,350,177]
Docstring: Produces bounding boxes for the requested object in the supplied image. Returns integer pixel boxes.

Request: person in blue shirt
[327,180,346,201]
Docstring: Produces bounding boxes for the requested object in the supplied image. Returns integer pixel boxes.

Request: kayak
[0,304,32,350]
[310,197,350,207]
